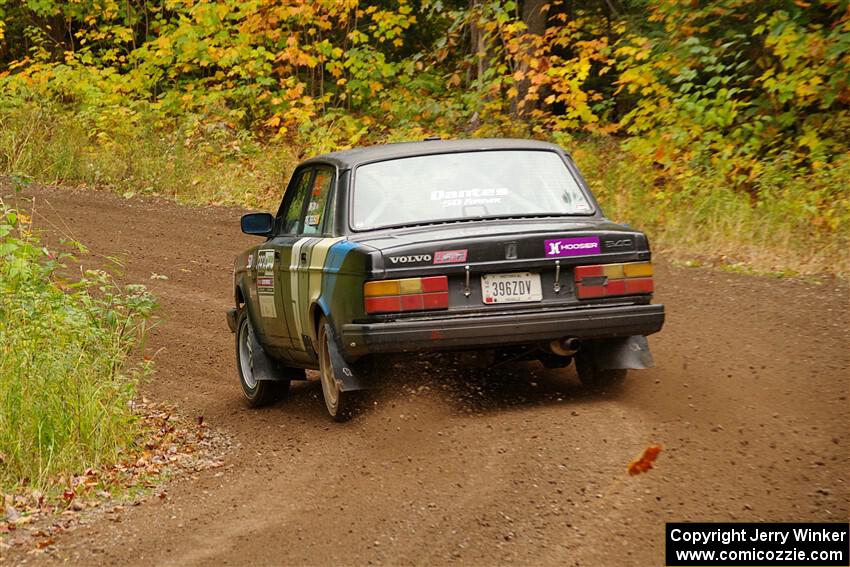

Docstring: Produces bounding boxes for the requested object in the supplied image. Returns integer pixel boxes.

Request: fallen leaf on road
[627,444,663,476]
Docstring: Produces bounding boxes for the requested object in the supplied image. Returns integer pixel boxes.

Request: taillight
[364,276,449,314]
[574,262,654,299]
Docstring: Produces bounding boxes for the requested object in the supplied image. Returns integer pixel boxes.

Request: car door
[250,167,315,354]
[278,165,339,364]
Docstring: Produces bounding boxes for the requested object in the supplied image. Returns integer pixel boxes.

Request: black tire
[235,309,290,407]
[575,348,627,389]
[317,317,358,422]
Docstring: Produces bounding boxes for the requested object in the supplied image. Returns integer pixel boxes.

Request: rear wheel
[318,317,358,422]
[236,310,290,407]
[575,348,626,389]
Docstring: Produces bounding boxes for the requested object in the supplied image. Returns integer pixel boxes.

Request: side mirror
[241,213,274,237]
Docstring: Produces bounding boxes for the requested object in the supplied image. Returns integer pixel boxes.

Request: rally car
[227,139,665,421]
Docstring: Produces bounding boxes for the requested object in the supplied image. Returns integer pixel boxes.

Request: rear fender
[587,335,654,370]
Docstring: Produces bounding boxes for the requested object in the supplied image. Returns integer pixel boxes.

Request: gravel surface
[4,183,848,567]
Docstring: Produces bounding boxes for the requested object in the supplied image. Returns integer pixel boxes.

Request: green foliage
[0,201,155,491]
[616,1,849,183]
[0,0,847,275]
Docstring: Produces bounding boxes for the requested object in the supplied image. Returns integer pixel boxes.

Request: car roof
[300,138,567,169]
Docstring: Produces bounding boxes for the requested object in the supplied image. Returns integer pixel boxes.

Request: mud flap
[248,321,306,381]
[325,323,367,392]
[588,335,654,370]
[248,322,283,381]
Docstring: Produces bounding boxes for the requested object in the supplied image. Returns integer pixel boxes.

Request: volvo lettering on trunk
[388,254,432,264]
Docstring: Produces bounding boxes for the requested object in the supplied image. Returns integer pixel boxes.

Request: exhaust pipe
[549,337,581,356]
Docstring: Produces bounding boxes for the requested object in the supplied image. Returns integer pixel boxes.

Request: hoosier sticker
[544,236,600,257]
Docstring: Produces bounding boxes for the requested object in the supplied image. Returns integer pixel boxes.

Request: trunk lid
[349,219,649,277]
[351,218,654,317]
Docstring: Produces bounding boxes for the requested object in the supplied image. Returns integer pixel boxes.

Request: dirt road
[7,183,849,566]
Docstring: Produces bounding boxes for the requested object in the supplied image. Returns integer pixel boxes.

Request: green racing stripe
[288,236,345,349]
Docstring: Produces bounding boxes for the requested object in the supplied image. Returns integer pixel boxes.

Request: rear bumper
[341,303,664,356]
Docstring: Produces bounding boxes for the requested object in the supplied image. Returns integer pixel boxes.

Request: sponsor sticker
[256,249,275,273]
[258,295,277,318]
[430,187,508,208]
[544,236,600,257]
[256,251,276,317]
[434,249,468,264]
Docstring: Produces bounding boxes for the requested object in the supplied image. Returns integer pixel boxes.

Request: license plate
[481,272,543,304]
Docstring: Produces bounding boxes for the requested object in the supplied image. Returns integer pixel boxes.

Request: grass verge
[1,401,232,555]
[0,197,154,493]
[0,102,298,209]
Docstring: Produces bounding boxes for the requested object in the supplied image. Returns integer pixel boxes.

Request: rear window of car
[350,150,592,231]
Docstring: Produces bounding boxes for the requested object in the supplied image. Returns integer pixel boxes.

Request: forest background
[1,0,848,276]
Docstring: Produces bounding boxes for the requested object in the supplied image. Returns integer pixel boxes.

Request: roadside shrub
[0,102,298,208]
[573,137,850,276]
[0,200,155,491]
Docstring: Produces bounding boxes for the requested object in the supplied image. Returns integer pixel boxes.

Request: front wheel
[318,317,358,422]
[575,349,626,390]
[236,310,290,407]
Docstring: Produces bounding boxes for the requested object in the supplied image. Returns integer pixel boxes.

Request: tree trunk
[467,0,492,130]
[513,0,548,117]
[469,0,490,85]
